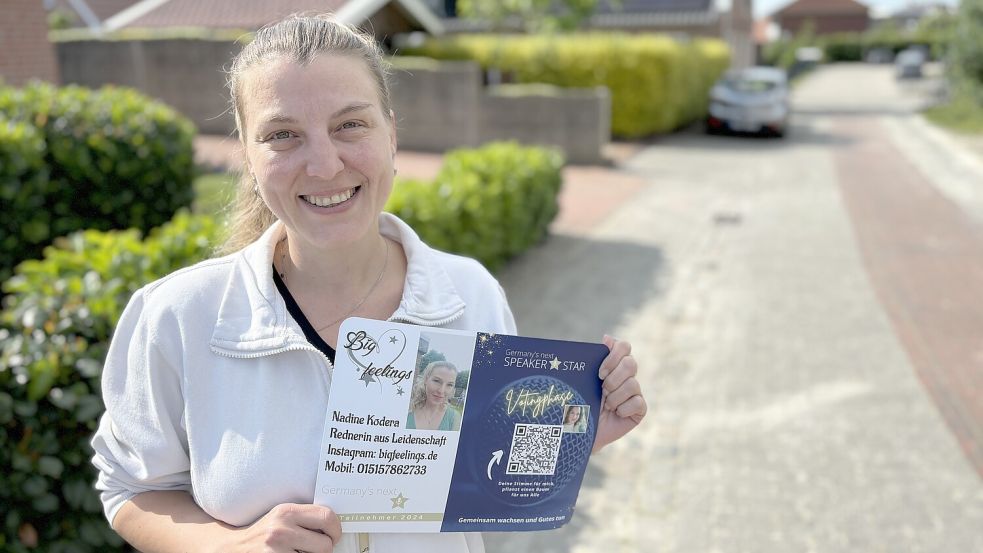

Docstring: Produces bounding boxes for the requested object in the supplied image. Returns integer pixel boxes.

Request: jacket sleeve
[496,283,518,335]
[90,287,192,527]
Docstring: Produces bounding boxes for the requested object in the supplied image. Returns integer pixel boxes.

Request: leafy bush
[0,82,196,280]
[401,33,730,137]
[387,141,563,271]
[0,118,49,282]
[0,141,560,551]
[0,211,220,553]
[763,22,952,67]
[952,0,983,90]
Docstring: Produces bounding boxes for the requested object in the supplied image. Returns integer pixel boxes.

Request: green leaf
[32,493,59,513]
[38,456,65,479]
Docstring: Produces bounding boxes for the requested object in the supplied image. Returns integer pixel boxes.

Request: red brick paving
[834,117,983,479]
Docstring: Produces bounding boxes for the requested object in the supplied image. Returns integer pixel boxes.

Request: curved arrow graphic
[487,450,503,480]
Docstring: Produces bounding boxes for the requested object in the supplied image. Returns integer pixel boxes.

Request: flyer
[313,317,607,533]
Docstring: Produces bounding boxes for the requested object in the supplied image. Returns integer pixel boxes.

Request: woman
[407,361,462,431]
[562,405,587,434]
[91,14,647,553]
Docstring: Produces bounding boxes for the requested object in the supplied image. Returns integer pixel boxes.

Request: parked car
[706,66,789,137]
[866,47,895,64]
[895,47,926,79]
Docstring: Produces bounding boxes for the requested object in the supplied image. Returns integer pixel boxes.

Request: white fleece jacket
[91,213,516,553]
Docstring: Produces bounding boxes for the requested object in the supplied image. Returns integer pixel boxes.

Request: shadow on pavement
[483,230,664,552]
[651,119,858,151]
[497,233,666,347]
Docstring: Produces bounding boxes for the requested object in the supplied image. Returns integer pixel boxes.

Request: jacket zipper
[388,309,465,327]
[211,343,334,372]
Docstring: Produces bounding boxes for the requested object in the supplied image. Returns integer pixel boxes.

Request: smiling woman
[89,13,647,553]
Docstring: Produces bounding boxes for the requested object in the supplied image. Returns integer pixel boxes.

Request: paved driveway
[486,64,983,553]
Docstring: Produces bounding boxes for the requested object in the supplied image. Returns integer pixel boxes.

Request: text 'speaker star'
[391,493,409,509]
[396,386,405,396]
[550,356,561,370]
[360,371,376,386]
[389,335,398,344]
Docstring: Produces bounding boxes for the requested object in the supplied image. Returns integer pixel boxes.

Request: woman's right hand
[231,503,342,553]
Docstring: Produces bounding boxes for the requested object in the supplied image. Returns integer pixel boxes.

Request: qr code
[505,424,563,475]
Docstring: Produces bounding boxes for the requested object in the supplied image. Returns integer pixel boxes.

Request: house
[1,0,60,86]
[429,0,754,69]
[55,0,443,134]
[881,2,953,31]
[101,0,444,41]
[44,0,139,30]
[772,0,870,36]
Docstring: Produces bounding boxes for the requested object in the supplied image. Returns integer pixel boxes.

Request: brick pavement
[834,116,983,478]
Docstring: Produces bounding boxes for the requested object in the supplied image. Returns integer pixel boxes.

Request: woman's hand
[593,335,647,453]
[230,503,342,553]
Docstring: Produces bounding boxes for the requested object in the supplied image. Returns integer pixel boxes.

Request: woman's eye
[340,121,363,130]
[270,130,294,140]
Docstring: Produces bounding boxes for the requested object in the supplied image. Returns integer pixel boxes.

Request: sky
[754,0,960,18]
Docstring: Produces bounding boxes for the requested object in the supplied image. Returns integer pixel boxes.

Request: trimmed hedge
[0,118,50,282]
[401,33,730,138]
[386,141,564,270]
[0,211,220,553]
[0,83,196,281]
[0,141,562,551]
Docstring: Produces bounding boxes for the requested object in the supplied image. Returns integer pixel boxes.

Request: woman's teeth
[302,187,356,207]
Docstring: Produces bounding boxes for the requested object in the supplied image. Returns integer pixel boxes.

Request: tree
[457,0,605,33]
[951,0,983,91]
[417,349,446,372]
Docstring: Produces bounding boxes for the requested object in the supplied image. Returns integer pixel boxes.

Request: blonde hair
[410,361,459,412]
[219,14,393,254]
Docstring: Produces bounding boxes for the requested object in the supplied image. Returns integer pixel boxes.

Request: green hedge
[763,27,951,67]
[386,141,564,270]
[0,211,220,553]
[401,33,730,138]
[0,118,50,281]
[0,141,561,551]
[0,83,196,281]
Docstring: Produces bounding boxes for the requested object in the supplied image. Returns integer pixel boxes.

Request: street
[486,64,983,553]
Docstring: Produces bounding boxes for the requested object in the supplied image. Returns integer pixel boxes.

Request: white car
[706,67,790,137]
[895,48,926,79]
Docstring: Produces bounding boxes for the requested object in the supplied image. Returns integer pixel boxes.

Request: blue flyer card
[313,317,607,533]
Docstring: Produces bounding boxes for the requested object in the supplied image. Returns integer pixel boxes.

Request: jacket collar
[209,213,466,357]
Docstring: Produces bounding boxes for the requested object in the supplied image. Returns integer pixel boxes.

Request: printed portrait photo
[561,404,589,434]
[405,331,476,432]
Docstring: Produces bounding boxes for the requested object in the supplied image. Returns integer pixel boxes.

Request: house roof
[441,0,719,32]
[774,0,869,18]
[103,0,443,34]
[46,0,139,29]
[594,0,713,15]
[84,0,140,20]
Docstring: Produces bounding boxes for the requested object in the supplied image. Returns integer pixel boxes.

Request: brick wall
[0,0,60,86]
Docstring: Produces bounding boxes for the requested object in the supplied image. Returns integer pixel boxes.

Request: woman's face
[240,53,396,250]
[565,406,581,423]
[425,366,457,408]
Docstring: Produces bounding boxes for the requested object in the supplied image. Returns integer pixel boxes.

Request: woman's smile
[299,185,361,211]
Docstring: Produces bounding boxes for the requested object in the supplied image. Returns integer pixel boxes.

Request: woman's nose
[304,133,345,180]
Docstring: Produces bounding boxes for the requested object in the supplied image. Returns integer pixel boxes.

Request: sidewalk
[193,135,649,236]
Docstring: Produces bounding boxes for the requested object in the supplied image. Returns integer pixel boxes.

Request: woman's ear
[389,109,398,157]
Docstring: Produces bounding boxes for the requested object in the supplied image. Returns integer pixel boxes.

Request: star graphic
[550,356,561,370]
[389,335,398,344]
[360,371,376,386]
[391,493,409,509]
[396,386,405,396]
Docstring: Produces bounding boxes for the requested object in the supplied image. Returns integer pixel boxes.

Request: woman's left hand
[593,335,647,453]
